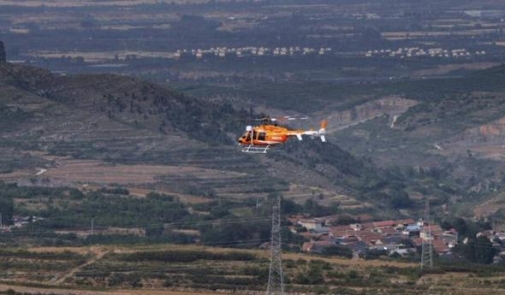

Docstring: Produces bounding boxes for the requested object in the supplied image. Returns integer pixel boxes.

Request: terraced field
[0,248,91,284]
[0,147,304,205]
[2,245,505,295]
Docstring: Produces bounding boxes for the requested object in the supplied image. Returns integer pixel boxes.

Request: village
[287,214,505,263]
[3,211,505,264]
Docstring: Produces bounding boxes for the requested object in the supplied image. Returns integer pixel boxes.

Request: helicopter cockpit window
[241,131,251,141]
[253,131,257,140]
[258,132,266,140]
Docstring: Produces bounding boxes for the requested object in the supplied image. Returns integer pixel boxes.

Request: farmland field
[1,244,505,295]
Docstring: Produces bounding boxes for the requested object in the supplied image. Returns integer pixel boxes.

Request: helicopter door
[258,132,266,141]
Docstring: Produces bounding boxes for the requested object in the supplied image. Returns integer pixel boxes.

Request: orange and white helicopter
[238,116,328,153]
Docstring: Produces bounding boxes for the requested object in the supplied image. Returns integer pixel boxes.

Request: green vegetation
[38,192,188,228]
[0,104,32,129]
[453,235,497,264]
[112,249,256,263]
[0,249,89,282]
[2,184,191,230]
[0,249,86,260]
[0,190,14,226]
[0,182,296,249]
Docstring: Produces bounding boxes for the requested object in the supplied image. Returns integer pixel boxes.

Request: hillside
[7,61,505,233]
[175,64,505,222]
[329,65,505,220]
[0,62,409,218]
[329,65,505,214]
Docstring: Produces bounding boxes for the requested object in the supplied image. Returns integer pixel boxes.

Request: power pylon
[266,195,284,295]
[421,198,433,270]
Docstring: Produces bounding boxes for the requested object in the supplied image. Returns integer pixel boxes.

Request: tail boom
[289,120,328,142]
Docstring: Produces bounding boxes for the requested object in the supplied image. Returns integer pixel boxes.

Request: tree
[0,41,5,63]
[281,197,303,214]
[455,236,497,264]
[146,225,164,238]
[200,220,270,247]
[361,249,388,260]
[0,196,14,226]
[388,190,412,209]
[303,199,337,217]
[322,245,353,258]
[453,218,469,238]
[472,236,496,264]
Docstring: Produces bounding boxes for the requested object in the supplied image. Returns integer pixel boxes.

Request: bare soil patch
[411,62,500,77]
[282,252,416,269]
[0,155,245,186]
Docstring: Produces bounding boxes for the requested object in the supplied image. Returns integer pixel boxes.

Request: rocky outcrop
[0,41,5,62]
[325,96,418,133]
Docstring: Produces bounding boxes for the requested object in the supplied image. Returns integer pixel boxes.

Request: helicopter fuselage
[238,124,294,146]
[237,119,327,153]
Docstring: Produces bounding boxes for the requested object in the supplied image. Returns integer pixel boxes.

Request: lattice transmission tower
[266,195,285,295]
[421,198,433,270]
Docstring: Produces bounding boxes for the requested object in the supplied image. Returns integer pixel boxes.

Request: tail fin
[321,120,328,130]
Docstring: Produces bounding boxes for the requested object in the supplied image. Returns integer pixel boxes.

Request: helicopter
[238,116,328,153]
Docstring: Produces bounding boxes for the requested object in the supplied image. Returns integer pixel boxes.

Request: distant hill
[0,61,421,220]
[0,62,249,145]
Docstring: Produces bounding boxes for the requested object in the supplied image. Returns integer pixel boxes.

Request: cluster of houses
[162,45,488,62]
[291,215,505,262]
[173,46,333,59]
[0,215,45,233]
[364,47,486,59]
[288,214,458,258]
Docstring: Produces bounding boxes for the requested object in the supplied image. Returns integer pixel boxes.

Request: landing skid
[241,145,270,154]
